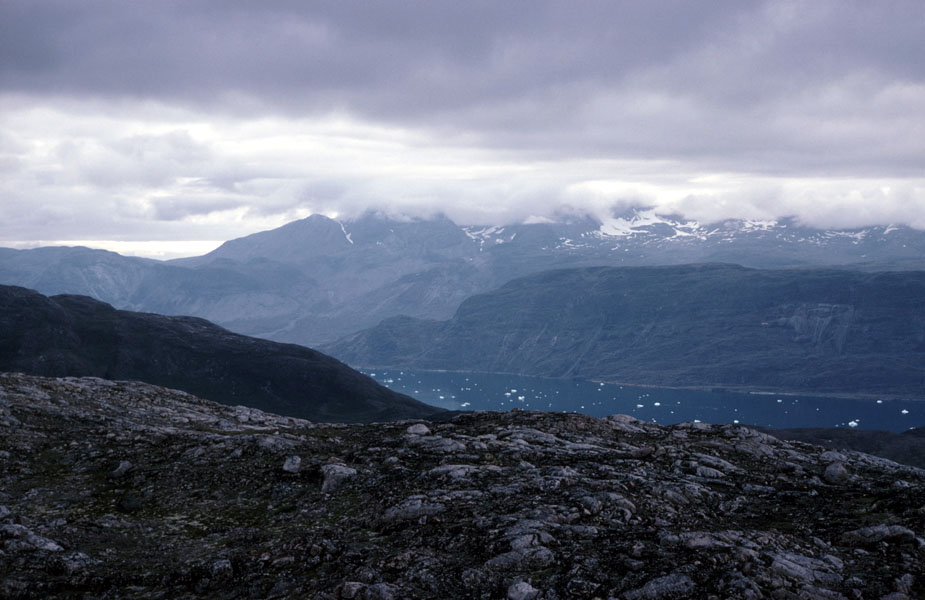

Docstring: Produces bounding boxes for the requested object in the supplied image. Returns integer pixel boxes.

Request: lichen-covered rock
[282,455,302,473]
[823,461,849,484]
[110,460,133,478]
[406,423,431,436]
[382,496,447,522]
[507,580,540,600]
[0,373,923,599]
[1,524,65,553]
[623,573,696,599]
[321,463,357,492]
[840,525,917,547]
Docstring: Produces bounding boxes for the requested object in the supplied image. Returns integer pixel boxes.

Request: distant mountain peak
[4,210,925,349]
[201,212,353,262]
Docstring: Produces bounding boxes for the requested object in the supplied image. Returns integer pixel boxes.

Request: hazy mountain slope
[3,372,923,599]
[184,212,925,344]
[0,246,158,308]
[4,211,925,345]
[325,264,925,396]
[187,213,476,266]
[0,285,437,422]
[0,247,321,335]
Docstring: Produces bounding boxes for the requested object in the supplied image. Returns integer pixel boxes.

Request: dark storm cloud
[5,0,922,176]
[0,0,724,107]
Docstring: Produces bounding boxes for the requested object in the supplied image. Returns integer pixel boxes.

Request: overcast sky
[2,0,924,258]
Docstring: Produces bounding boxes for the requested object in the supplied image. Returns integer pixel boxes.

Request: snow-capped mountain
[1,210,923,346]
[461,209,924,268]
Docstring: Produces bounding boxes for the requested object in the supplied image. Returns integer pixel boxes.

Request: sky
[1,0,924,259]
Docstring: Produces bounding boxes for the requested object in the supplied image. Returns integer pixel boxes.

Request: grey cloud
[5,0,922,177]
[69,130,213,189]
[2,0,925,245]
[295,180,348,207]
[0,184,251,243]
[147,194,251,222]
[0,1,722,103]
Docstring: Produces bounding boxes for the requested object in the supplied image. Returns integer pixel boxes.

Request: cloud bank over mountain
[2,1,924,256]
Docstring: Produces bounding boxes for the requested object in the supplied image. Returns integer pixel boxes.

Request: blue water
[363,369,922,432]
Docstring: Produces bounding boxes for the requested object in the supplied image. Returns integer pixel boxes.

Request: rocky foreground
[1,373,923,599]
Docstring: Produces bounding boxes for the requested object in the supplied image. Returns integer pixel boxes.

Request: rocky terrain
[2,372,923,599]
[326,264,925,397]
[756,427,925,471]
[4,211,925,345]
[0,285,436,423]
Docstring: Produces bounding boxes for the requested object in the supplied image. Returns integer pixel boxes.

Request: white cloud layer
[1,1,923,257]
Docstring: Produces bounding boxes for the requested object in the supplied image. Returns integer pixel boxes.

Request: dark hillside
[326,264,925,396]
[0,285,437,423]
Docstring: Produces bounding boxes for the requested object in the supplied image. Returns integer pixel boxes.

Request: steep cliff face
[0,285,438,423]
[326,265,925,396]
[773,303,856,354]
[1,373,923,599]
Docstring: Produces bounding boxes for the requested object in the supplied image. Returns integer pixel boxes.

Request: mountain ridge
[0,285,437,423]
[324,264,925,397]
[3,210,925,345]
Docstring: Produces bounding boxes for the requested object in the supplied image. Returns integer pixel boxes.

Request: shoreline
[358,365,923,403]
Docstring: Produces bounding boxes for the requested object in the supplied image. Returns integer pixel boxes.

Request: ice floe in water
[361,369,919,431]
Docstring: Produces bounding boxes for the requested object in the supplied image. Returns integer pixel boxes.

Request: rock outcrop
[1,372,923,599]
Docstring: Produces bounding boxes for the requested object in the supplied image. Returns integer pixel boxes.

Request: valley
[3,212,924,435]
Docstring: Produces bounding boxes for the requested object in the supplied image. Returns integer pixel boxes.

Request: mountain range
[324,264,925,397]
[2,210,924,345]
[0,285,437,423]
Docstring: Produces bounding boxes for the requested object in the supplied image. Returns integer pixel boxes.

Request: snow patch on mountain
[339,222,354,245]
[463,226,509,248]
[596,210,703,240]
[739,219,779,231]
[825,230,869,243]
